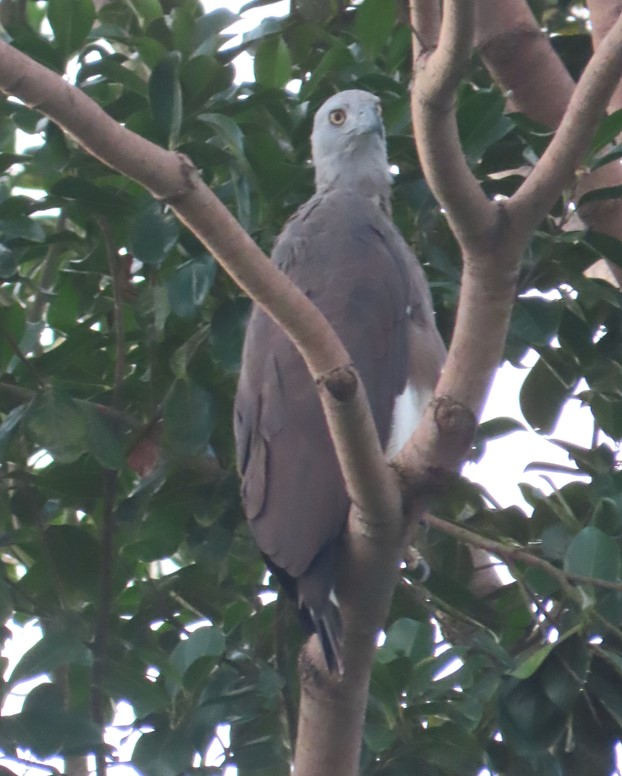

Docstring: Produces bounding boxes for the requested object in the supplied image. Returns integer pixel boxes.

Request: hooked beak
[354,104,384,139]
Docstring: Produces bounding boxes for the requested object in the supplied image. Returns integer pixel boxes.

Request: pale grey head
[311,90,391,207]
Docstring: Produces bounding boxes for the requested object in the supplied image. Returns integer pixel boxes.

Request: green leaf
[48,0,95,57]
[167,255,216,318]
[128,0,163,25]
[192,9,239,57]
[170,326,209,379]
[0,244,17,278]
[149,52,183,147]
[590,108,622,154]
[0,304,26,372]
[498,675,566,754]
[0,216,45,242]
[520,351,578,434]
[80,402,125,470]
[25,389,88,463]
[510,643,555,680]
[9,628,92,686]
[584,229,622,268]
[592,497,622,535]
[459,88,514,163]
[104,659,169,718]
[254,37,292,89]
[199,112,247,163]
[540,637,588,711]
[6,683,101,758]
[45,525,101,600]
[476,417,526,443]
[129,204,179,265]
[163,378,213,457]
[51,177,134,217]
[0,404,28,461]
[564,526,620,582]
[354,0,397,59]
[509,296,562,348]
[132,729,194,776]
[378,618,434,664]
[578,184,622,208]
[170,625,226,678]
[210,298,250,372]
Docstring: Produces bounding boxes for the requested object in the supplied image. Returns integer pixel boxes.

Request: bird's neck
[314,146,392,214]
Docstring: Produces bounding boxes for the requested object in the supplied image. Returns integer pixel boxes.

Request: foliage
[0,0,620,774]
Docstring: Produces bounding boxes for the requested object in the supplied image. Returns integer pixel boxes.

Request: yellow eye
[329,109,347,126]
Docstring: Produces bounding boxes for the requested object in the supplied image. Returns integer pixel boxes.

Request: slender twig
[427,513,622,595]
[27,212,67,333]
[1,330,44,387]
[91,221,126,776]
[592,610,622,646]
[0,756,62,775]
[508,562,552,641]
[99,218,125,402]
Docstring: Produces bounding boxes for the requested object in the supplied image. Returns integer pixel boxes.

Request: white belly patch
[385,382,428,458]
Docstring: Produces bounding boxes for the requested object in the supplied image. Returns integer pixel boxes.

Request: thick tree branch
[475,0,574,128]
[472,0,622,286]
[587,0,622,110]
[509,12,622,234]
[406,1,622,610]
[409,0,440,56]
[427,0,476,96]
[410,1,498,258]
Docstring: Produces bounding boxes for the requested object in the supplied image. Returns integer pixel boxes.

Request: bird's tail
[309,595,344,675]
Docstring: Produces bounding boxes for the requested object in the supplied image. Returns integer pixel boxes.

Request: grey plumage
[234,90,446,673]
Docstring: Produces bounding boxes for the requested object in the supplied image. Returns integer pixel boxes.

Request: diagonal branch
[409,0,441,58]
[410,0,498,256]
[475,0,574,128]
[426,0,476,97]
[509,12,622,233]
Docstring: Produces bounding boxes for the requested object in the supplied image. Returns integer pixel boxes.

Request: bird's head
[311,90,391,203]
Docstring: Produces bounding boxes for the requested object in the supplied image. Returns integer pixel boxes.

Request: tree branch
[424,513,622,599]
[410,0,499,257]
[587,0,622,110]
[409,0,441,57]
[509,12,622,233]
[475,0,574,128]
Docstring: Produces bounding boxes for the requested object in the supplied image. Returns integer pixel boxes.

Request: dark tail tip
[311,599,344,675]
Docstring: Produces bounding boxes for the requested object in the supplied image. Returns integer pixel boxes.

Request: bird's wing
[234,190,443,609]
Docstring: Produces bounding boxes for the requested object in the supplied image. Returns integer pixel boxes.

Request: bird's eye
[329,109,347,126]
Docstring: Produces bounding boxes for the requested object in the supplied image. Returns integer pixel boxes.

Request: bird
[233,90,446,674]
